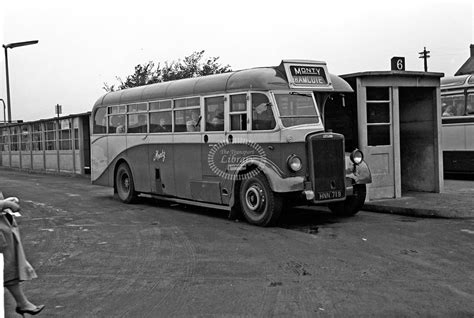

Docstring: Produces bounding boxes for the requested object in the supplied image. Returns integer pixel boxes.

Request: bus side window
[230,94,247,131]
[174,109,200,132]
[109,115,125,133]
[205,96,224,131]
[150,111,172,133]
[442,95,465,117]
[186,110,201,132]
[252,93,275,130]
[467,94,474,115]
[128,114,148,133]
[93,107,107,134]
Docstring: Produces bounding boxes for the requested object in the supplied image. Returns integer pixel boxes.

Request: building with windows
[0,113,90,174]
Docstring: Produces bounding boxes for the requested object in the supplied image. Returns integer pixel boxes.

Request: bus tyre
[328,184,366,217]
[115,163,137,203]
[239,173,282,226]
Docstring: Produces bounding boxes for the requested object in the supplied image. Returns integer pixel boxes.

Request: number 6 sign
[391,57,405,71]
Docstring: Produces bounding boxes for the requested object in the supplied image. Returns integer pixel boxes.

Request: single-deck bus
[91,59,372,226]
[441,74,474,176]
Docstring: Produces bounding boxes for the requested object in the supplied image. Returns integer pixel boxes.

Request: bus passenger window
[150,112,172,133]
[109,115,125,133]
[186,110,201,132]
[128,103,147,112]
[174,109,200,132]
[128,114,148,133]
[150,100,172,110]
[230,115,246,130]
[205,96,224,131]
[93,107,107,134]
[442,95,465,117]
[230,94,247,131]
[252,93,275,130]
[467,94,474,115]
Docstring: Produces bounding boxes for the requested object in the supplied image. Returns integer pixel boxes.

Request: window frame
[45,120,57,151]
[149,99,173,133]
[251,92,277,131]
[441,93,466,117]
[204,94,225,132]
[173,97,201,133]
[366,86,392,147]
[229,93,249,131]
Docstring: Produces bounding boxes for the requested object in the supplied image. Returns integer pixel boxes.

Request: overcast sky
[1,0,473,122]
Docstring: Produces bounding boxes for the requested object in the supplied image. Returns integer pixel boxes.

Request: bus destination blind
[290,65,328,86]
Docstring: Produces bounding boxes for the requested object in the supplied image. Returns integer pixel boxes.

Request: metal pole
[2,40,39,124]
[423,47,428,72]
[0,99,5,124]
[418,47,430,72]
[3,46,12,123]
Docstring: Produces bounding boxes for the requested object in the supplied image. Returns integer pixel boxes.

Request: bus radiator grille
[308,134,346,201]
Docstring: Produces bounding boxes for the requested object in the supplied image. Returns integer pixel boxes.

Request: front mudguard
[231,158,305,193]
[228,158,304,211]
[346,160,372,184]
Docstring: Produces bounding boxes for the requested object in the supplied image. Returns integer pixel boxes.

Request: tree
[103,50,231,92]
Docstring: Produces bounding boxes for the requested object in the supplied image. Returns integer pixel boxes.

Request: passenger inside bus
[158,118,169,132]
[186,111,201,132]
[467,98,474,114]
[253,102,276,130]
[149,112,171,133]
[111,115,125,133]
[442,98,465,117]
[207,113,224,131]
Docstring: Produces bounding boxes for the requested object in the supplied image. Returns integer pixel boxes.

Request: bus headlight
[287,154,302,172]
[350,149,364,165]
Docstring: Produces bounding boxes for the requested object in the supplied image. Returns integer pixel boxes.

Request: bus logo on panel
[283,60,333,90]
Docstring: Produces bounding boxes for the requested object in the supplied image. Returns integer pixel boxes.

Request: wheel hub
[245,185,265,212]
[124,178,129,190]
[121,174,130,191]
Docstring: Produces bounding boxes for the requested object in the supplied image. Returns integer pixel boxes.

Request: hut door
[364,87,396,199]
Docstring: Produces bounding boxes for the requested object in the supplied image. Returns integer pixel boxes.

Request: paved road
[1,169,473,317]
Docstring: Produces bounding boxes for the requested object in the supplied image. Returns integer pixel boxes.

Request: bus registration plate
[317,190,343,200]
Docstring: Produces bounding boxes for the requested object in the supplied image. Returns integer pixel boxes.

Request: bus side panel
[442,122,474,173]
[125,136,151,193]
[442,123,468,151]
[468,122,474,150]
[263,142,308,178]
[173,135,203,199]
[107,134,128,186]
[91,136,110,186]
[444,151,474,174]
[148,136,176,196]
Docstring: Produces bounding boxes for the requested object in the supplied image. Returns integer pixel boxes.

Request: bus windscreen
[274,93,320,127]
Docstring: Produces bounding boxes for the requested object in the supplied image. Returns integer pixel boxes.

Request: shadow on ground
[132,195,347,235]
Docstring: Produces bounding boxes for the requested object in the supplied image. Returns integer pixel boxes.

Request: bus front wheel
[239,173,282,226]
[328,184,366,217]
[115,163,137,203]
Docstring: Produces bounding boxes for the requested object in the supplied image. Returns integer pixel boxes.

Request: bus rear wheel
[328,184,366,217]
[239,173,282,226]
[115,163,137,203]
